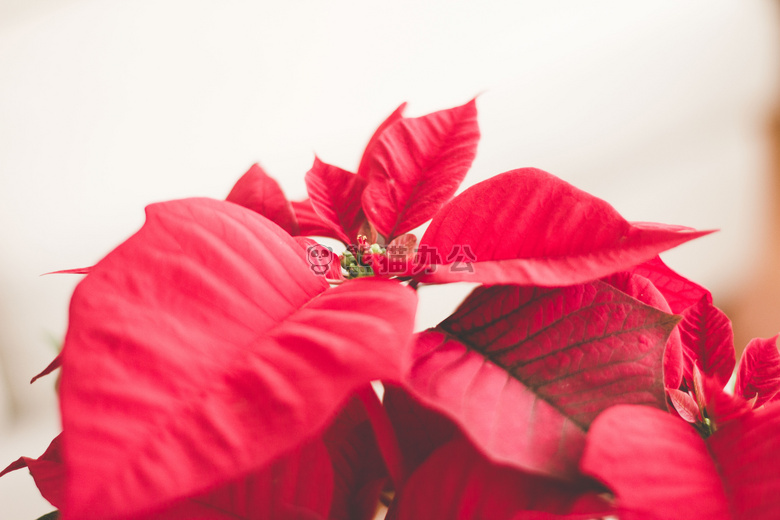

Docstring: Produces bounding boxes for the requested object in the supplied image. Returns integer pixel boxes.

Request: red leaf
[383,384,460,481]
[59,198,417,519]
[678,295,736,388]
[325,393,391,520]
[305,158,368,243]
[582,403,780,520]
[402,282,678,479]
[31,353,62,384]
[735,335,780,407]
[390,439,612,520]
[361,99,479,240]
[631,256,710,314]
[226,163,300,236]
[602,271,684,389]
[667,388,700,423]
[358,102,407,180]
[699,370,753,426]
[154,437,334,520]
[1,435,65,510]
[418,168,712,285]
[43,266,93,275]
[290,199,343,240]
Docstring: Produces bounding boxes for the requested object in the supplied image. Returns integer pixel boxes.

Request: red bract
[1,434,65,510]
[582,403,780,520]
[226,163,337,240]
[226,163,300,236]
[630,255,710,314]
[735,335,780,407]
[678,295,735,388]
[389,439,613,520]
[57,198,417,519]
[7,99,750,520]
[5,397,392,520]
[418,168,712,286]
[402,280,678,479]
[306,99,479,243]
[602,270,684,389]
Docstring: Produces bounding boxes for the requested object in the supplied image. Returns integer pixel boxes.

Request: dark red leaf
[402,281,678,479]
[226,163,299,236]
[582,403,780,520]
[59,198,417,519]
[419,168,712,285]
[361,99,479,240]
[735,335,780,407]
[391,439,612,520]
[324,392,391,520]
[602,271,684,389]
[382,384,460,481]
[305,158,368,243]
[1,435,65,509]
[631,256,710,314]
[678,295,735,388]
[358,102,407,180]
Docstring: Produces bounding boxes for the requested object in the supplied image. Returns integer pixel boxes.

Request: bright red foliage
[419,168,712,286]
[6,99,776,520]
[403,280,678,479]
[582,403,780,520]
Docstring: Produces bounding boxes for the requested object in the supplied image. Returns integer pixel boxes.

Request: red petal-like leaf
[305,158,368,243]
[154,437,334,520]
[383,384,460,481]
[735,335,780,407]
[390,439,612,520]
[631,256,710,314]
[419,168,712,285]
[602,271,684,389]
[358,102,407,180]
[30,353,62,384]
[59,198,417,519]
[403,281,678,479]
[291,199,343,240]
[582,403,780,520]
[679,295,735,388]
[700,370,753,426]
[43,266,93,275]
[324,394,389,520]
[226,163,300,235]
[667,388,700,423]
[1,435,65,509]
[361,99,479,240]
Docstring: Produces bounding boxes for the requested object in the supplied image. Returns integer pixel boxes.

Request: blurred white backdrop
[1,0,779,517]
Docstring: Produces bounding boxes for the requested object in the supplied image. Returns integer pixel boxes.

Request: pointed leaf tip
[362,98,480,239]
[225,163,300,235]
[419,168,712,286]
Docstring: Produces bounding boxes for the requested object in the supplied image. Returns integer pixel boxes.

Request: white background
[1,1,779,517]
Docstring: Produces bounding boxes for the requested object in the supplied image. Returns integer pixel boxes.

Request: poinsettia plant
[5,99,780,520]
